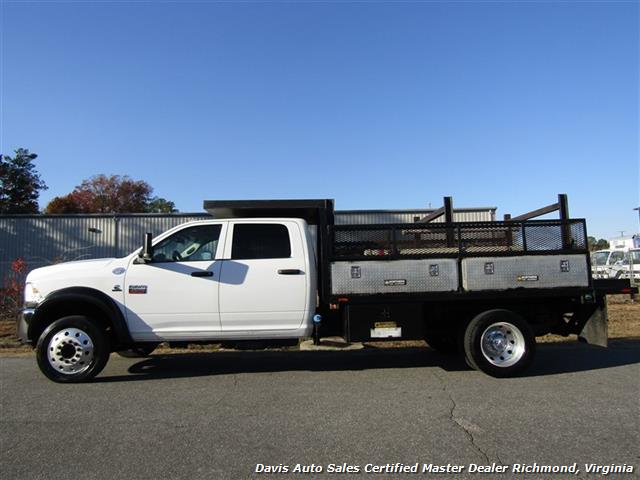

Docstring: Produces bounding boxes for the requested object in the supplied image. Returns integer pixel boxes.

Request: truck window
[591,252,609,266]
[231,224,291,259]
[152,224,222,262]
[609,251,625,265]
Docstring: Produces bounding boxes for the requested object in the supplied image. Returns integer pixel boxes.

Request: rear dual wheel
[463,310,535,378]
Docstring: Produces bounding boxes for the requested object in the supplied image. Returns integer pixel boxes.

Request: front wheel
[36,316,110,383]
[463,310,535,378]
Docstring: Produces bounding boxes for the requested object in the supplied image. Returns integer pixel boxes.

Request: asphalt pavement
[1,341,639,480]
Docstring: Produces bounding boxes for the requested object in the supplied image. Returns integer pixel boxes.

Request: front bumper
[17,308,35,344]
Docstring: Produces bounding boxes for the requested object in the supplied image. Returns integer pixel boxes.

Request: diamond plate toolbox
[331,259,458,295]
[461,254,589,291]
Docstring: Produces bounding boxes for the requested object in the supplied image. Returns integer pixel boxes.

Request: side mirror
[141,232,154,262]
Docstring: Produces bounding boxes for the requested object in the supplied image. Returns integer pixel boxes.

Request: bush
[0,258,27,321]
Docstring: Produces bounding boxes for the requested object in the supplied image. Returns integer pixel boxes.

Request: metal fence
[334,208,496,225]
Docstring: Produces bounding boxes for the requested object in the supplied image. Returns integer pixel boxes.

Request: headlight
[24,282,43,306]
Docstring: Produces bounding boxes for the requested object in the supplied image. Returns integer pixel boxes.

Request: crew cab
[19,218,318,381]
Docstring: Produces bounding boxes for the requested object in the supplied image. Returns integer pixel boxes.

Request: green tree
[45,174,177,214]
[588,236,610,251]
[147,197,177,213]
[0,148,48,213]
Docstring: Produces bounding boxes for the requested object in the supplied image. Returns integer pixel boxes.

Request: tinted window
[232,224,291,259]
[153,225,222,262]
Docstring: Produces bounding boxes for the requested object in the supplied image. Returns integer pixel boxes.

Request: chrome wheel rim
[480,322,525,368]
[47,328,94,375]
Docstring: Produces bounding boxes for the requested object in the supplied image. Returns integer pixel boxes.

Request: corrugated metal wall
[0,207,496,280]
[0,214,209,280]
[334,208,496,225]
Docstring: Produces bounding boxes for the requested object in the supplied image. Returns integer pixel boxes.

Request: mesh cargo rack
[331,219,588,261]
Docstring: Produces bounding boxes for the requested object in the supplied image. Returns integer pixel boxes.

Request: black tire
[463,309,536,378]
[36,315,110,383]
[117,343,159,358]
[424,329,459,354]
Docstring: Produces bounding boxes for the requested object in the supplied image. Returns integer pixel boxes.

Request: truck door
[124,223,226,340]
[219,221,308,331]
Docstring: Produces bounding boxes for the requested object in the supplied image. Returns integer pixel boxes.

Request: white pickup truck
[591,249,628,279]
[609,248,640,283]
[18,196,635,382]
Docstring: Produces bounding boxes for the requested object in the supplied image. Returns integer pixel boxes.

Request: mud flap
[578,296,608,347]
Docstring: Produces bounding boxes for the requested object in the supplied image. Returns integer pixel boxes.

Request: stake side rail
[325,218,594,301]
[330,219,589,260]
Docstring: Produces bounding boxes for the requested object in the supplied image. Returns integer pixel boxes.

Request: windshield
[592,251,610,266]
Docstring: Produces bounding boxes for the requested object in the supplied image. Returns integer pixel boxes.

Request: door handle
[278,269,302,275]
[191,271,213,277]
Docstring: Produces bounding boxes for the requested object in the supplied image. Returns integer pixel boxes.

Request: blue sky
[2,1,638,239]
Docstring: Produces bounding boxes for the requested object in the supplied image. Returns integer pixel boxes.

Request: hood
[26,258,118,282]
